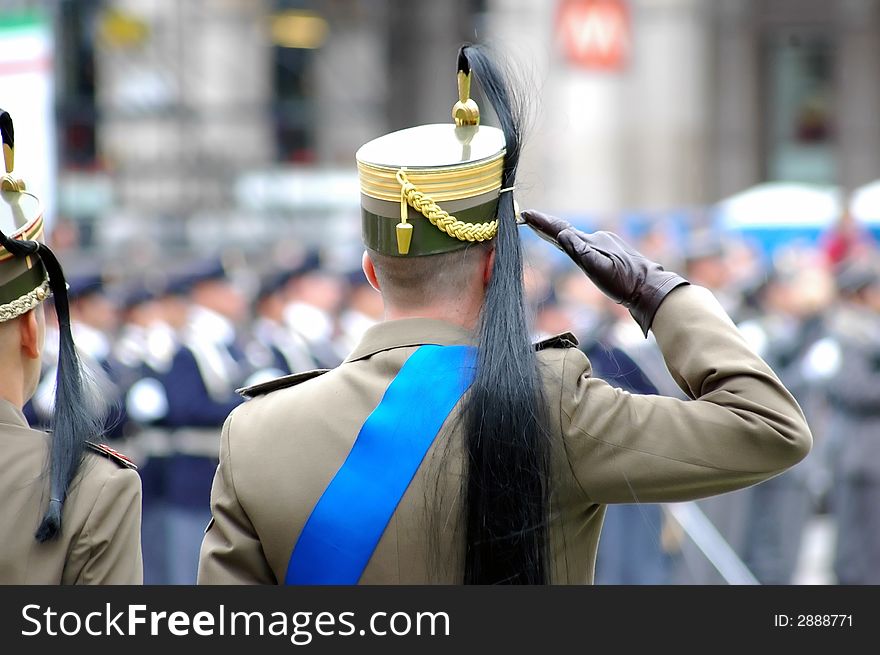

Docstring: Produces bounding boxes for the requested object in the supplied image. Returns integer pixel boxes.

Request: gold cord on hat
[396,168,498,255]
[0,274,49,322]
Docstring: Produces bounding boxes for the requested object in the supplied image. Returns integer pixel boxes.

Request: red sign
[557,0,630,71]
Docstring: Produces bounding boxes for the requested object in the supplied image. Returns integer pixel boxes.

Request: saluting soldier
[198,46,811,585]
[0,109,142,584]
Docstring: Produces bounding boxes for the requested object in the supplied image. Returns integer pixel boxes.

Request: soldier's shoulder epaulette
[533,332,579,352]
[237,369,331,399]
[85,442,138,470]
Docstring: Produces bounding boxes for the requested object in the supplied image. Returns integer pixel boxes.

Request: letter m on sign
[557,0,630,71]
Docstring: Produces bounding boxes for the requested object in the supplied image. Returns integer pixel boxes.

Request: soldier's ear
[19,309,41,360]
[482,247,496,288]
[362,251,381,293]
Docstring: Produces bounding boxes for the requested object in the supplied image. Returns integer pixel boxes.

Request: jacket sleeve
[72,466,144,584]
[198,409,276,584]
[559,285,813,504]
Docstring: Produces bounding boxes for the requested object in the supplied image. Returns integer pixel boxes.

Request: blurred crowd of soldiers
[28,215,880,585]
[530,214,880,585]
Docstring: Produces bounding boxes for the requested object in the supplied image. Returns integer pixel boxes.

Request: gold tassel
[396,180,412,255]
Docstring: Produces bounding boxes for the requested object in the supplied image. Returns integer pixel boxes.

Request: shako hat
[0,112,49,322]
[356,51,508,257]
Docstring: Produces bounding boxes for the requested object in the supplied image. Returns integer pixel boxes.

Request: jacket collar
[345,318,476,363]
[0,397,29,429]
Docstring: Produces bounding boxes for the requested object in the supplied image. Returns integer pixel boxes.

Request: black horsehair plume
[457,48,470,76]
[0,231,101,542]
[457,44,551,584]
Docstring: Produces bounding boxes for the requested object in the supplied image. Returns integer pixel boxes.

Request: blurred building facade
[2,0,880,255]
[42,0,480,258]
[491,0,880,216]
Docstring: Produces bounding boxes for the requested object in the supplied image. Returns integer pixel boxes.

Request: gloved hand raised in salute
[521,210,689,336]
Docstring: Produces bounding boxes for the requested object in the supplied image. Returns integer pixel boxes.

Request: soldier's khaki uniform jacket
[198,286,812,584]
[0,399,143,584]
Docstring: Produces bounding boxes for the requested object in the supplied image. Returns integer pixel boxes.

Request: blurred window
[763,28,835,183]
[271,1,324,163]
[56,0,100,168]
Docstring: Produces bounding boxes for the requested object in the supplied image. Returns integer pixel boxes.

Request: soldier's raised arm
[523,210,812,503]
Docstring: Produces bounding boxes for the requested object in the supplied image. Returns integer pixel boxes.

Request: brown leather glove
[522,210,689,336]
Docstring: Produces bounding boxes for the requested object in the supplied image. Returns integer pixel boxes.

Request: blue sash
[285,344,476,584]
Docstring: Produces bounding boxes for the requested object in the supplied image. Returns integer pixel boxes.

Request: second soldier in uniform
[0,109,142,584]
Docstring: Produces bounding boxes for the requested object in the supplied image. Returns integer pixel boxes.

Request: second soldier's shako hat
[0,112,50,323]
[1,108,101,542]
[356,51,508,257]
